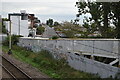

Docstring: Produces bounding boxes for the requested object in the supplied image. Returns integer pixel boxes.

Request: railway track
[2,56,32,80]
[2,65,15,79]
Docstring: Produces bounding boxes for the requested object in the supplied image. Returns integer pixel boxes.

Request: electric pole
[8,20,12,54]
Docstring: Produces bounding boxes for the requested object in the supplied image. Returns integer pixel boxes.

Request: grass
[2,45,99,79]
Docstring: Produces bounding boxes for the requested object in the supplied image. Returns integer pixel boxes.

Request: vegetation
[33,18,41,28]
[54,21,84,38]
[46,19,60,28]
[46,19,54,27]
[2,25,7,34]
[0,18,9,34]
[36,26,45,35]
[51,36,59,40]
[2,45,99,79]
[75,1,120,38]
[3,35,23,46]
[54,21,60,26]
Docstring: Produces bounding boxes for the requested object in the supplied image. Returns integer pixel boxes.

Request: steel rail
[2,56,33,80]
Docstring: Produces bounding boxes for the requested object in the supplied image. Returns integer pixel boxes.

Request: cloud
[2,0,77,2]
[2,1,77,15]
[1,0,78,22]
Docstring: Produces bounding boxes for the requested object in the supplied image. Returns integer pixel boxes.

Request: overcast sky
[1,0,80,23]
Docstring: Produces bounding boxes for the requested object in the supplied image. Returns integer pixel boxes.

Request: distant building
[88,31,101,37]
[3,11,41,37]
[33,17,41,28]
[56,31,66,38]
[4,11,29,37]
[42,25,58,38]
[0,15,1,33]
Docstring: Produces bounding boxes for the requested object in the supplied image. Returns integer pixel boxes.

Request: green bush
[36,26,45,35]
[2,25,7,34]
[52,36,59,40]
[33,57,42,63]
[3,35,23,46]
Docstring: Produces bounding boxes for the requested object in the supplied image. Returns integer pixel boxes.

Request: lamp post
[8,19,12,54]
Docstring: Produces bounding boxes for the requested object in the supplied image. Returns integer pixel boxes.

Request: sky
[1,0,81,23]
[1,0,119,23]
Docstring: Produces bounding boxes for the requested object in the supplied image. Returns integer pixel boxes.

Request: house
[55,31,66,38]
[3,10,41,37]
[88,31,101,37]
[42,25,59,38]
[4,11,29,37]
[0,15,1,33]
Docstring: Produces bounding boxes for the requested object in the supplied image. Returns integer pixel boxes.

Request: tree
[2,25,7,34]
[54,21,60,26]
[36,26,45,35]
[76,1,104,37]
[1,18,8,34]
[54,21,84,38]
[75,0,119,38]
[82,18,98,37]
[102,2,110,37]
[111,2,120,38]
[46,19,53,27]
[3,35,23,46]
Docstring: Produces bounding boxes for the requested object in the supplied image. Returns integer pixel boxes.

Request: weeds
[2,45,98,78]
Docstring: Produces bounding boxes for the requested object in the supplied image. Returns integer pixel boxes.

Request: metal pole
[9,20,11,49]
[8,20,12,54]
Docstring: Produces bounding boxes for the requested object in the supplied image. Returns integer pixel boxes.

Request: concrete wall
[19,38,119,58]
[18,37,120,78]
[67,52,119,78]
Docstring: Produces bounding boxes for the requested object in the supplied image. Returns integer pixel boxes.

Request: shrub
[33,57,42,64]
[2,25,7,34]
[3,35,23,46]
[52,36,59,40]
[36,26,45,35]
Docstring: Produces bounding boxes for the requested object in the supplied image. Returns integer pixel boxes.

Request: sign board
[20,10,26,14]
